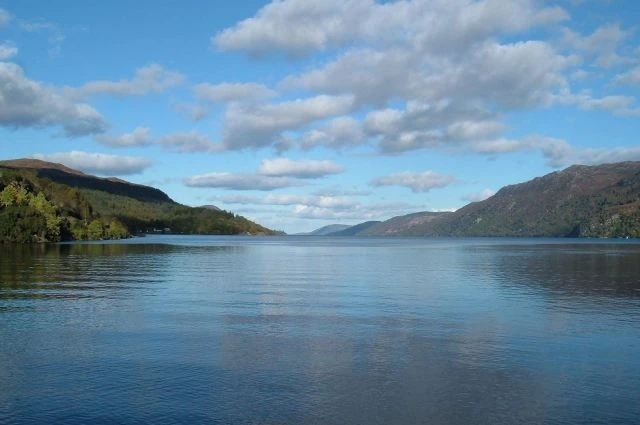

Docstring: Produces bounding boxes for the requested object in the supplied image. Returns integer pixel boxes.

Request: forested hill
[0,159,172,203]
[0,159,274,243]
[360,161,640,238]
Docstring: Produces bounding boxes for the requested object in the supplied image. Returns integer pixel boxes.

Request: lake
[1,236,639,424]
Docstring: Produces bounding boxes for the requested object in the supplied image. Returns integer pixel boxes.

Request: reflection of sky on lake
[1,237,640,424]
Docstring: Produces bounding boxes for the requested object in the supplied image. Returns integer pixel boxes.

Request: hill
[295,224,351,236]
[326,221,382,236]
[0,159,274,242]
[361,162,640,237]
[0,159,172,203]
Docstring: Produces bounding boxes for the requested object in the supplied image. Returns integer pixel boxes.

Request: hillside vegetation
[0,159,273,243]
[360,162,640,237]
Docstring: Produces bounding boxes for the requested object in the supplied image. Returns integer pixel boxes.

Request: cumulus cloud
[555,92,637,112]
[157,131,221,153]
[462,189,496,203]
[265,194,356,209]
[222,94,354,150]
[211,0,640,159]
[290,200,425,221]
[312,187,371,197]
[32,151,152,175]
[218,192,359,208]
[363,101,501,153]
[370,171,455,193]
[218,191,423,222]
[185,156,342,190]
[0,62,106,136]
[470,135,640,168]
[214,0,567,56]
[194,82,276,103]
[95,127,152,148]
[69,64,184,98]
[213,0,369,56]
[559,146,640,167]
[296,116,366,149]
[0,41,18,59]
[184,172,303,191]
[258,158,344,178]
[561,23,632,68]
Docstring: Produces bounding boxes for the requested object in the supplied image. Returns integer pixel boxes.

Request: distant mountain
[296,224,351,236]
[362,162,640,238]
[360,213,451,236]
[326,221,382,236]
[0,159,274,242]
[200,204,221,211]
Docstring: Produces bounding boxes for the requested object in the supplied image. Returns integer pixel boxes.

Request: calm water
[1,236,640,425]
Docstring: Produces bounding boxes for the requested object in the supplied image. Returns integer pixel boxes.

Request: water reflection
[470,243,640,299]
[1,237,639,425]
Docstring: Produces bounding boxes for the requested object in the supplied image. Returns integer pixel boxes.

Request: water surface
[1,236,639,424]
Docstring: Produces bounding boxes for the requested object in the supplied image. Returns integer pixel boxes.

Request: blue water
[1,236,639,424]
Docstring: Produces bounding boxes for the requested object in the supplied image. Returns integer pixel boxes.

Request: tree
[87,219,104,240]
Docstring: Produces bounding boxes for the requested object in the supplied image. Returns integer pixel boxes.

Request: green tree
[87,219,104,240]
[28,192,62,241]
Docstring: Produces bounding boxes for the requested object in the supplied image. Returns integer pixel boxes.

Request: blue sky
[0,0,639,233]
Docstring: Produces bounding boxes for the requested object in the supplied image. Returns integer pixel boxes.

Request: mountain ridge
[359,161,640,237]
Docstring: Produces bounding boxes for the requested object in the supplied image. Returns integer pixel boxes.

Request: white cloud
[560,146,640,167]
[157,131,221,153]
[194,82,276,103]
[561,23,632,68]
[173,102,209,121]
[95,127,152,148]
[184,172,304,191]
[446,120,506,141]
[70,64,185,98]
[211,0,637,161]
[32,151,152,175]
[370,171,455,193]
[18,19,65,57]
[312,187,371,197]
[297,116,366,149]
[614,66,640,86]
[264,193,356,209]
[290,200,423,221]
[0,42,18,60]
[470,138,529,154]
[470,135,640,168]
[0,9,11,26]
[462,188,495,203]
[213,0,370,56]
[19,19,56,32]
[555,92,637,112]
[214,0,567,56]
[218,192,358,209]
[0,62,106,136]
[258,158,344,178]
[222,94,354,150]
[216,194,262,205]
[364,101,501,153]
